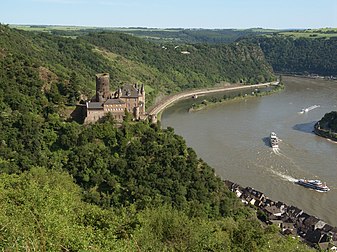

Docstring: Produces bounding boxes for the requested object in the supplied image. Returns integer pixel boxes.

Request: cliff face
[314,111,337,141]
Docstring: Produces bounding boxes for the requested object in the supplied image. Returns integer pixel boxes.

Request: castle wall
[85,110,106,123]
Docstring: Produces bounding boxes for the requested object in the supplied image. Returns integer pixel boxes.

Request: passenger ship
[270,132,279,148]
[296,179,330,192]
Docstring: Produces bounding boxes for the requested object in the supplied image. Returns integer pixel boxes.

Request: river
[161,76,337,226]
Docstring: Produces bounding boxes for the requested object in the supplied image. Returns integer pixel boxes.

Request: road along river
[148,82,278,117]
[161,76,337,226]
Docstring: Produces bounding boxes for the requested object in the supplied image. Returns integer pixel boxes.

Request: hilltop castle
[85,73,146,123]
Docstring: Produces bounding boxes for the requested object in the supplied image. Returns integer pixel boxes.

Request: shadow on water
[293,121,316,134]
[262,136,270,147]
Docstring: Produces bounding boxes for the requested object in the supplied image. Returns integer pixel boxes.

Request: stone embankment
[147,81,279,122]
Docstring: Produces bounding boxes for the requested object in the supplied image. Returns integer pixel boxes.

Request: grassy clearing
[279,28,337,38]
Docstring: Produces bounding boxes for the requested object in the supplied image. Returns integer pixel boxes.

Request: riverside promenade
[147,81,278,118]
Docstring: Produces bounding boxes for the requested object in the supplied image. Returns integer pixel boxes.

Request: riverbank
[225,180,337,250]
[313,111,337,142]
[147,81,279,120]
[188,83,284,112]
[314,123,337,142]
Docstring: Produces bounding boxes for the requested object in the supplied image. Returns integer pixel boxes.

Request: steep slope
[242,35,337,76]
[0,25,275,108]
[84,32,275,90]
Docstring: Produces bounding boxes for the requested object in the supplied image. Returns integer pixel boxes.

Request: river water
[161,76,337,226]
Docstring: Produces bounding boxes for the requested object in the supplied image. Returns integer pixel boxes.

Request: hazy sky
[2,0,337,29]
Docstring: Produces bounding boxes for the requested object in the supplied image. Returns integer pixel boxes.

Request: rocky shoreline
[314,122,337,142]
[225,180,337,250]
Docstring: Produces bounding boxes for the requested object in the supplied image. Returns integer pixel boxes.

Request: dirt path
[147,81,278,116]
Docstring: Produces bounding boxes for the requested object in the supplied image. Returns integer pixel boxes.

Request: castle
[85,73,146,123]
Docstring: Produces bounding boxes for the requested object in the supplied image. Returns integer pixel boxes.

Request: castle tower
[96,73,110,102]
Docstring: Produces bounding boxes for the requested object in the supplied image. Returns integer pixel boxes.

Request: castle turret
[96,73,110,102]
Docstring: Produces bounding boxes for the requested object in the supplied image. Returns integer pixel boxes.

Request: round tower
[96,73,110,102]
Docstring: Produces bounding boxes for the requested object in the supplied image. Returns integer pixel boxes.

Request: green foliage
[319,111,337,132]
[84,32,275,89]
[0,168,126,251]
[0,24,275,110]
[0,24,313,251]
[0,169,312,251]
[315,111,337,141]
[242,35,337,76]
[11,25,280,44]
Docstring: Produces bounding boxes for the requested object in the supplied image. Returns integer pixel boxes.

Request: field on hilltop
[278,28,337,39]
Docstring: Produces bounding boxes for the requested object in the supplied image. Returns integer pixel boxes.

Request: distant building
[85,73,146,123]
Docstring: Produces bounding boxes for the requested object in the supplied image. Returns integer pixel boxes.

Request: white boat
[270,132,279,148]
[300,105,320,114]
[295,179,330,192]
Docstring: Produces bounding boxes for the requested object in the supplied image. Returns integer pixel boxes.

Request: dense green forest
[12,24,337,78]
[103,28,277,44]
[319,111,337,132]
[241,35,337,76]
[83,32,275,90]
[0,24,275,109]
[0,23,313,250]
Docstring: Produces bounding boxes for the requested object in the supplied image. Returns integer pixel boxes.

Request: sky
[1,0,337,29]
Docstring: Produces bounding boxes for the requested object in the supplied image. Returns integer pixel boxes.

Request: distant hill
[11,25,281,44]
[83,32,275,89]
[11,24,337,77]
[240,35,337,76]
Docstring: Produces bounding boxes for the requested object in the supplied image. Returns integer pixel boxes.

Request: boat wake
[269,169,298,183]
[272,147,281,155]
[271,148,308,174]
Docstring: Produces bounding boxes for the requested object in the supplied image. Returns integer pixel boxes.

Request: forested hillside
[242,35,337,76]
[0,24,313,250]
[105,28,277,44]
[0,24,275,109]
[0,111,311,251]
[83,32,275,92]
